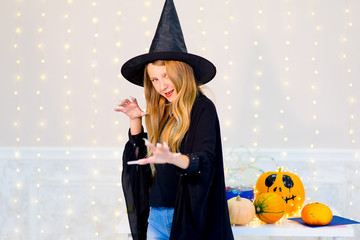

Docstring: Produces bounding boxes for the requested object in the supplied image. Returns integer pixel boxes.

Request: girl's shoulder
[192,92,217,114]
[194,92,216,109]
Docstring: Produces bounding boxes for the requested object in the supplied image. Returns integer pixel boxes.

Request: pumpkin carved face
[255,169,305,216]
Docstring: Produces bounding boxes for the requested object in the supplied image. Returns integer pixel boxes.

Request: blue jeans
[147,207,174,240]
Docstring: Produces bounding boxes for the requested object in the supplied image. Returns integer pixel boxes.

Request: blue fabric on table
[226,188,254,201]
[288,215,360,227]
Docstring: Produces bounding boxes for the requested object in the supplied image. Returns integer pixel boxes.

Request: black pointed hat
[121,0,216,87]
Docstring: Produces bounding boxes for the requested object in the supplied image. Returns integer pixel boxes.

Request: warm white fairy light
[34,154,43,235]
[197,1,207,54]
[251,2,265,149]
[221,0,235,143]
[90,1,102,236]
[36,5,46,146]
[141,1,152,52]
[309,4,321,153]
[113,4,123,144]
[278,1,293,158]
[342,3,357,148]
[90,0,99,145]
[12,2,24,238]
[63,27,72,145]
[342,1,359,212]
[62,0,74,238]
[13,14,22,145]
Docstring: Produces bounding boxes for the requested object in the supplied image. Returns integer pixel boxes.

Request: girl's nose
[160,78,168,90]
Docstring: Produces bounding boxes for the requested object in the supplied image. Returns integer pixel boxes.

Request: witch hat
[121,0,216,87]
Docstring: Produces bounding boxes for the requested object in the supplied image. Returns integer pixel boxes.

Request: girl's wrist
[129,117,142,135]
[171,153,189,169]
[130,116,142,120]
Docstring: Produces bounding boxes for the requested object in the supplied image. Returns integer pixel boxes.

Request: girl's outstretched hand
[128,139,181,165]
[114,97,147,119]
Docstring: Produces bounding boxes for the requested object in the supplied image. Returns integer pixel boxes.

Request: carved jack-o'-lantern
[255,168,305,216]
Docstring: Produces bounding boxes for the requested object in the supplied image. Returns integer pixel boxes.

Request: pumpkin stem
[236,195,242,201]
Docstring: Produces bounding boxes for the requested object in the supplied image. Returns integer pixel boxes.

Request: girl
[115,1,233,240]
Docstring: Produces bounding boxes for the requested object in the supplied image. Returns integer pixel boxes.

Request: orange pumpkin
[228,195,255,225]
[255,168,305,216]
[254,192,286,223]
[301,202,333,226]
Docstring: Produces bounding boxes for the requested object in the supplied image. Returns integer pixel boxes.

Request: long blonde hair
[144,60,198,154]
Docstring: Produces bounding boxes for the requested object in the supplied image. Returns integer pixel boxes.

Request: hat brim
[121,51,216,87]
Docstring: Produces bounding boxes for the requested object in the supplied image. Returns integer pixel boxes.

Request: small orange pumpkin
[254,192,286,223]
[301,202,333,226]
[255,168,305,216]
[228,195,255,225]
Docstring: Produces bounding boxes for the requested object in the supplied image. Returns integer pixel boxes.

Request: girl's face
[147,63,178,102]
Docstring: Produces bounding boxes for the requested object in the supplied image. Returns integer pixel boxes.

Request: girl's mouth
[165,89,174,97]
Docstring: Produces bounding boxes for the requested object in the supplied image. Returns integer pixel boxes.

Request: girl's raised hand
[114,97,147,119]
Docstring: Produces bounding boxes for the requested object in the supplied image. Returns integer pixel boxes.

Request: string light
[221,0,235,143]
[89,1,103,237]
[60,0,76,238]
[90,0,99,147]
[198,2,208,53]
[111,2,123,145]
[35,7,47,235]
[342,2,357,148]
[141,1,152,52]
[342,0,359,216]
[309,1,321,153]
[278,0,294,160]
[251,0,265,149]
[12,1,23,237]
[306,2,321,197]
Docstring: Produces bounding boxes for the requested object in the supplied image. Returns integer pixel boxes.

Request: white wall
[0,0,359,239]
[0,148,359,239]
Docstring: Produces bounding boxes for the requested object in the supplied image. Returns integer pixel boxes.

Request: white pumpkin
[227,195,255,225]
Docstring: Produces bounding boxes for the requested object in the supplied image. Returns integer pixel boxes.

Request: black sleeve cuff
[128,127,147,147]
[184,153,200,174]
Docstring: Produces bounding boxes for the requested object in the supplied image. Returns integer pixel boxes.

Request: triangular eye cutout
[265,174,277,188]
[282,174,294,189]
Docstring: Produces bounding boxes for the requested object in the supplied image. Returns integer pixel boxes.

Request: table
[118,218,354,240]
[232,219,354,239]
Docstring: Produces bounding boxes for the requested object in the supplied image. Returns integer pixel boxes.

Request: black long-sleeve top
[121,92,234,240]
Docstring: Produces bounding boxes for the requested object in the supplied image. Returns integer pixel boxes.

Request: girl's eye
[151,78,158,82]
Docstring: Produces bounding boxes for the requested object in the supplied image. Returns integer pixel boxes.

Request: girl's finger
[127,160,141,165]
[163,142,169,151]
[113,107,123,112]
[122,98,131,105]
[140,111,148,116]
[127,159,149,165]
[120,99,127,105]
[144,138,156,152]
[129,96,136,103]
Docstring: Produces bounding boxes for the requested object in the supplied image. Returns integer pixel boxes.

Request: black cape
[122,93,234,240]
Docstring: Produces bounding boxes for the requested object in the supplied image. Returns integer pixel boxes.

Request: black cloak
[122,93,234,240]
